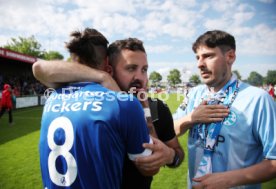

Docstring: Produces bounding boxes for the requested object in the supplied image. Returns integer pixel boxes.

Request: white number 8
[47,117,77,186]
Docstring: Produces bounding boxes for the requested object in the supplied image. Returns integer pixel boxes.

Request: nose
[134,70,147,86]
[197,57,205,69]
[133,69,144,80]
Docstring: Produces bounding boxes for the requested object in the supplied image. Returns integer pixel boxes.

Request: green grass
[0,96,275,189]
[0,107,42,189]
[151,93,188,189]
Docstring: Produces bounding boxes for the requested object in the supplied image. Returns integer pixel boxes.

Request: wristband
[144,107,151,118]
[167,151,181,168]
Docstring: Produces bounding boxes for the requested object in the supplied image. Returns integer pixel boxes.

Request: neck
[209,74,232,92]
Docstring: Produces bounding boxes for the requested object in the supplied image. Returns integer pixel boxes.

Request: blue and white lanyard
[198,79,239,150]
[194,77,239,178]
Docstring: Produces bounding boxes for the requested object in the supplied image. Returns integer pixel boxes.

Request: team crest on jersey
[223,111,237,127]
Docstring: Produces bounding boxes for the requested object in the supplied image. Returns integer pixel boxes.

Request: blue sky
[0,0,275,82]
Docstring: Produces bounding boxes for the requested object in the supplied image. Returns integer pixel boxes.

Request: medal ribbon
[194,76,239,178]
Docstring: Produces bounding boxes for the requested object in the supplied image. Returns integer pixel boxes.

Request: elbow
[32,60,56,88]
[174,122,181,137]
[32,60,44,81]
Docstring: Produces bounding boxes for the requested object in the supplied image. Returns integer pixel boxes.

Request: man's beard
[128,80,144,94]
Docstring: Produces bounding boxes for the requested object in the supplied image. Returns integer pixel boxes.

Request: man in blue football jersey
[173,30,276,189]
[35,28,153,189]
[33,37,184,189]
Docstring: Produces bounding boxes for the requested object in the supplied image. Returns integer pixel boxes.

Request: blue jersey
[39,82,151,189]
[174,80,276,189]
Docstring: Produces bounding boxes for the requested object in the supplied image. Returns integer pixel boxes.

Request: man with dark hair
[174,30,276,189]
[33,37,184,189]
[66,28,108,68]
[107,38,184,189]
[35,28,153,189]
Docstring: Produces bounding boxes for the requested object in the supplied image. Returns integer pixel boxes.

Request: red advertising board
[0,47,37,64]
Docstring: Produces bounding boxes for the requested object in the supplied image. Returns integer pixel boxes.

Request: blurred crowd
[0,73,46,97]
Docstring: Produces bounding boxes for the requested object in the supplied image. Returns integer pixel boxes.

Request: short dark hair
[66,28,109,68]
[108,38,146,66]
[192,30,236,53]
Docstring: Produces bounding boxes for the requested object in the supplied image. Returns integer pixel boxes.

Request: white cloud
[210,0,238,12]
[0,0,275,80]
[204,1,255,29]
[97,14,140,37]
[0,35,12,46]
[233,11,254,26]
[204,18,229,30]
[72,0,136,14]
[237,24,276,55]
[146,45,173,54]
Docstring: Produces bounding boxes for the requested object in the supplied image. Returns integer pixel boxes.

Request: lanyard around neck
[198,79,239,152]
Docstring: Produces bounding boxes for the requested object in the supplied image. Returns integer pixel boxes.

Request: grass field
[0,94,275,189]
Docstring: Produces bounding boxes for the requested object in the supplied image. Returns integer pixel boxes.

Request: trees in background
[189,74,201,85]
[42,51,64,60]
[167,69,181,87]
[247,71,264,86]
[3,36,63,60]
[4,36,43,58]
[266,70,276,85]
[148,69,276,87]
[149,71,162,87]
[242,70,276,86]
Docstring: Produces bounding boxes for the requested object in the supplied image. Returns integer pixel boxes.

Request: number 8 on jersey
[47,117,77,187]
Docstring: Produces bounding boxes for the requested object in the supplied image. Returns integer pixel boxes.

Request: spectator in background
[0,83,13,125]
[0,74,45,96]
[268,83,275,99]
[13,85,20,97]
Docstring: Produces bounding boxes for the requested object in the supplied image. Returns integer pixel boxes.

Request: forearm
[228,159,276,187]
[32,60,119,90]
[174,146,184,166]
[165,137,184,167]
[166,146,184,168]
[174,104,229,137]
[33,60,105,84]
[174,112,194,136]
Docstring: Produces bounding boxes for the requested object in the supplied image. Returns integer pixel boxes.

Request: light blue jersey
[39,82,151,189]
[174,81,276,189]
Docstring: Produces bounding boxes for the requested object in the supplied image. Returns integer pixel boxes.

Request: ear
[105,64,113,76]
[227,49,236,66]
[104,57,113,76]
